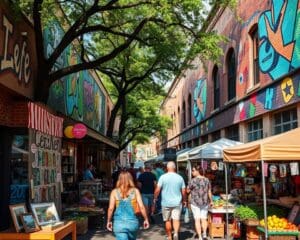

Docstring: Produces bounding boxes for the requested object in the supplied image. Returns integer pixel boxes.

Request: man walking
[137,166,157,223]
[154,161,186,240]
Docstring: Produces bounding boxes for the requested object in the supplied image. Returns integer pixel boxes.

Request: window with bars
[273,108,298,135]
[213,65,220,109]
[248,118,263,142]
[226,124,239,141]
[227,48,236,101]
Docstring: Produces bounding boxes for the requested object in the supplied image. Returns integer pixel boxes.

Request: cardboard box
[209,222,224,238]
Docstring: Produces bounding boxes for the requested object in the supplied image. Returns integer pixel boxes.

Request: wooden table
[0,221,76,240]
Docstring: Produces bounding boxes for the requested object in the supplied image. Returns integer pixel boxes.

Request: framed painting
[31,202,60,226]
[20,213,41,233]
[9,203,27,232]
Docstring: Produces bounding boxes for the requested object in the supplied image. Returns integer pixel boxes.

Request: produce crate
[257,226,299,240]
[209,222,224,238]
[245,218,259,226]
[246,226,259,239]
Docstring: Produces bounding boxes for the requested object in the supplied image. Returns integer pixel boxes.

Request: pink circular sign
[72,123,87,139]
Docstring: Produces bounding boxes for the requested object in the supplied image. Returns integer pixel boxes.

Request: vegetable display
[234,205,286,221]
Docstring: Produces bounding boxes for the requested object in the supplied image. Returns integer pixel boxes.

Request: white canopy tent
[176,148,192,162]
[187,143,210,159]
[189,138,242,160]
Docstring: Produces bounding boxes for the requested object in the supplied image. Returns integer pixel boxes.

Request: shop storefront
[0,1,37,230]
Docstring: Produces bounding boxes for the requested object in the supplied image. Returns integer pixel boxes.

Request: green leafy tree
[12,0,234,103]
[12,0,235,148]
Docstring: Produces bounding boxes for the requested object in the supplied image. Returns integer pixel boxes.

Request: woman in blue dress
[107,171,149,240]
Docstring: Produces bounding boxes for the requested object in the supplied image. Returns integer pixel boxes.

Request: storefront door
[0,127,13,230]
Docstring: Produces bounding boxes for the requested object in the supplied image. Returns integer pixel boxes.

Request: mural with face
[258,0,300,80]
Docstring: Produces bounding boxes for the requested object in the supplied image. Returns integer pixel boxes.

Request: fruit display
[259,215,298,232]
[212,199,234,208]
[213,199,225,208]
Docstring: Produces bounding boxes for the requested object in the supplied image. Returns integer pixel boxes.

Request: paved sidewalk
[78,214,196,240]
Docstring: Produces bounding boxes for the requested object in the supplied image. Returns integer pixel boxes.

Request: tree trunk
[106,94,124,138]
[118,96,127,138]
[34,69,52,103]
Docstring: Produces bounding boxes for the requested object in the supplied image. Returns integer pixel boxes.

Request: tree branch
[33,0,47,70]
[47,0,100,68]
[48,18,152,82]
[99,1,152,11]
[75,24,145,42]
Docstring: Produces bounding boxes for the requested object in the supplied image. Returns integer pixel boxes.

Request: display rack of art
[30,129,62,207]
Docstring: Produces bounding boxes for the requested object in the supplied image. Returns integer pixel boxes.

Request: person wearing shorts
[154,161,186,240]
[137,166,157,223]
[187,165,213,240]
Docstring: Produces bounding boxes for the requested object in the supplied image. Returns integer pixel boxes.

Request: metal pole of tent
[225,162,229,240]
[261,160,268,239]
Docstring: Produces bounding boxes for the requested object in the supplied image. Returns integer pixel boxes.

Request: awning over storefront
[190,138,242,160]
[223,127,300,162]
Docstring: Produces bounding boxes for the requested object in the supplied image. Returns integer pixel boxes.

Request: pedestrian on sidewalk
[106,171,150,240]
[154,161,186,240]
[137,166,157,223]
[186,165,213,240]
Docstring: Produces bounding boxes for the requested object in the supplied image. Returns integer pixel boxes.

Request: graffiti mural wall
[45,21,106,134]
[193,78,207,123]
[258,0,300,80]
[183,73,300,143]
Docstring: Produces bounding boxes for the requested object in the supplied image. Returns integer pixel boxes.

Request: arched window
[227,48,236,101]
[182,101,186,128]
[188,94,192,125]
[249,24,259,86]
[212,65,220,109]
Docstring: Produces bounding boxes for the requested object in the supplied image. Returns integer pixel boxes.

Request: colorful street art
[258,0,300,80]
[193,78,207,123]
[45,20,106,134]
[182,74,300,143]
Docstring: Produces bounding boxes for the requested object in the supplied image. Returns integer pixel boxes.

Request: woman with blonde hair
[107,171,149,240]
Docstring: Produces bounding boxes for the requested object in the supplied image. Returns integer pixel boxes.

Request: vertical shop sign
[28,103,63,212]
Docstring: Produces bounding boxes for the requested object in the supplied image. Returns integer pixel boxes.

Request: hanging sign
[28,102,64,137]
[72,123,87,139]
[64,126,74,139]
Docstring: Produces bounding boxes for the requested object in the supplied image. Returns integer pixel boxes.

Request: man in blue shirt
[83,164,95,181]
[154,161,186,240]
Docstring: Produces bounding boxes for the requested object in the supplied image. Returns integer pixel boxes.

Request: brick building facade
[0,2,118,230]
[161,0,300,150]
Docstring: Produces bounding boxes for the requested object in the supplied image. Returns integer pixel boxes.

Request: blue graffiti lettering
[264,87,275,109]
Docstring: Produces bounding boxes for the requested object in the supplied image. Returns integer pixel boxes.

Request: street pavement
[78,214,197,240]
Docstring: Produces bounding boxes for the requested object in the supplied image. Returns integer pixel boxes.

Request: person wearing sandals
[154,161,186,240]
[107,171,150,240]
[187,165,213,240]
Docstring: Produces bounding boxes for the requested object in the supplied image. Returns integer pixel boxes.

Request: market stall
[185,139,242,239]
[223,127,300,239]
